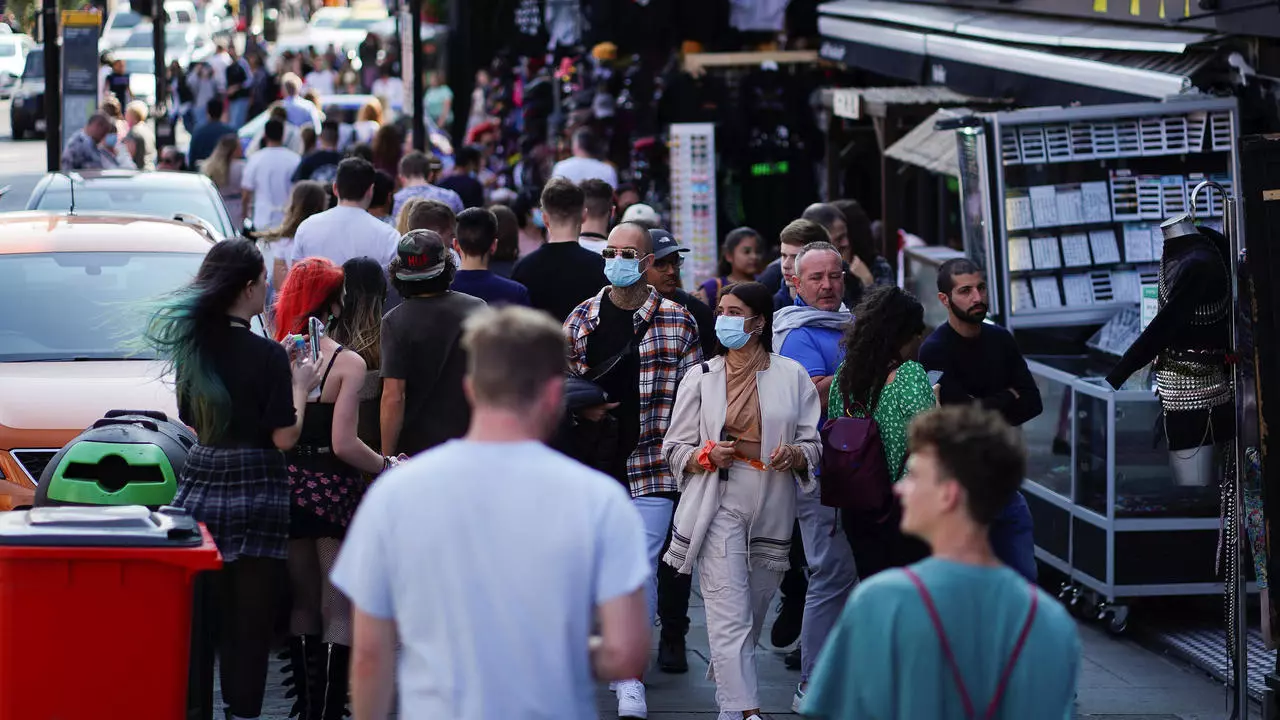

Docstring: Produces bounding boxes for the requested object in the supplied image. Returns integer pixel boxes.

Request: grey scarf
[772,304,852,352]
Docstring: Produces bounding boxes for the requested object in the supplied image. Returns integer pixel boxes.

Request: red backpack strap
[902,568,976,719]
[981,581,1040,720]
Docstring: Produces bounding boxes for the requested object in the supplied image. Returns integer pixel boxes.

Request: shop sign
[832,88,860,120]
[1141,284,1159,329]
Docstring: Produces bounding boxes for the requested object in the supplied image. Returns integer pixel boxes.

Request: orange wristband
[697,441,717,472]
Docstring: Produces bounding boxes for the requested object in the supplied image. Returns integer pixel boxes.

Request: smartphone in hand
[927,370,944,385]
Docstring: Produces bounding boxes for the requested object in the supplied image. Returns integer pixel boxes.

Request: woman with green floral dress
[828,285,936,578]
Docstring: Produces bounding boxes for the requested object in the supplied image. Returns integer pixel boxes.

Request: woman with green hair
[145,238,321,720]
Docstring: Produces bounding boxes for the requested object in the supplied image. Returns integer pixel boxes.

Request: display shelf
[952,97,1239,329]
[669,123,718,293]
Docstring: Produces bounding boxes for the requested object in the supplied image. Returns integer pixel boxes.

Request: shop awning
[817,0,1222,104]
[883,107,968,176]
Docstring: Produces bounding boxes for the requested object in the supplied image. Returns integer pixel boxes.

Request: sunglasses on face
[601,248,648,260]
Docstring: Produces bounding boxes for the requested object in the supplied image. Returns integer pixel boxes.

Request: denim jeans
[633,496,674,628]
[795,486,858,682]
[990,491,1037,582]
[228,97,251,129]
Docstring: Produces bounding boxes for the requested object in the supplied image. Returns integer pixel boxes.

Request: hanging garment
[545,0,582,50]
[729,0,791,31]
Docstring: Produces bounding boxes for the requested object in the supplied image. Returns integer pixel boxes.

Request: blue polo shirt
[778,297,845,381]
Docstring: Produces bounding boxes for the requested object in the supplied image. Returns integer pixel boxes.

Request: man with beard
[919,258,1041,582]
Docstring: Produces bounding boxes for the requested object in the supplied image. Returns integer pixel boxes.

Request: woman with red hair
[273,257,390,719]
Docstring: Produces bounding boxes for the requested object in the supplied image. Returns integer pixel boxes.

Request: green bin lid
[0,506,203,547]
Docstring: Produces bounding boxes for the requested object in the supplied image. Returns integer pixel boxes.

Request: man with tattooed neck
[564,221,702,719]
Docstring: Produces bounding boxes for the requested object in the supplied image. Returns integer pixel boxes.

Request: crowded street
[1,0,1279,718]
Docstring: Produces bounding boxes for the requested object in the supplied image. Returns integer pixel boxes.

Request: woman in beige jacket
[662,281,823,719]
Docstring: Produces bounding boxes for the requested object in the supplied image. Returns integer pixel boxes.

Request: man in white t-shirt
[551,127,618,187]
[291,157,401,267]
[241,119,301,232]
[332,305,651,720]
[305,57,337,96]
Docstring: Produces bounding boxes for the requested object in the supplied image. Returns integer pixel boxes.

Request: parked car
[27,171,238,240]
[0,212,215,510]
[305,5,388,52]
[0,34,33,99]
[100,0,199,50]
[8,45,44,140]
[120,22,214,68]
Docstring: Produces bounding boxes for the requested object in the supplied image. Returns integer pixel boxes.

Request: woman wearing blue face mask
[661,281,823,720]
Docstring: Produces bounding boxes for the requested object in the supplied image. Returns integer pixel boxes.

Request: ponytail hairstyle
[272,257,345,341]
[144,238,265,443]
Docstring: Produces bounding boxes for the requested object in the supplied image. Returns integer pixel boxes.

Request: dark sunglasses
[653,255,684,269]
[601,248,649,260]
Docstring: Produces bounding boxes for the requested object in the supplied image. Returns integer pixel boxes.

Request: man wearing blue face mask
[513,178,608,321]
[772,240,859,712]
[565,221,702,719]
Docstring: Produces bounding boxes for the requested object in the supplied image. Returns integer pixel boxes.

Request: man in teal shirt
[802,405,1079,719]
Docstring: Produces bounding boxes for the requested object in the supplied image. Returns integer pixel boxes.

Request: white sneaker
[615,679,648,719]
[792,682,806,713]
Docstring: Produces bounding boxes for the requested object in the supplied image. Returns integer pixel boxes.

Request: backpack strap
[902,568,1039,720]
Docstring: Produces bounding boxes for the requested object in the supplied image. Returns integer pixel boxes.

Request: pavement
[221,576,1235,720]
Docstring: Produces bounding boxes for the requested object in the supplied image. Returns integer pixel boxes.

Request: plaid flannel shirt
[565,287,702,497]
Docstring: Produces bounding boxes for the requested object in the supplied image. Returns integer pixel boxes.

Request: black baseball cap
[395,229,449,281]
[649,229,689,261]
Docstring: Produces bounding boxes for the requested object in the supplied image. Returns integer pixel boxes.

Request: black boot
[281,634,322,719]
[321,643,352,720]
[657,632,688,674]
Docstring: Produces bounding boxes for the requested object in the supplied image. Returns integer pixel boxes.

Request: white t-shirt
[241,146,301,231]
[305,69,337,96]
[551,156,618,188]
[290,205,400,267]
[578,234,607,255]
[332,440,648,720]
[371,76,406,114]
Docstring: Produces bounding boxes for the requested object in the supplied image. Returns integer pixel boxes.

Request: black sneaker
[771,598,803,649]
[784,645,801,671]
[658,634,688,674]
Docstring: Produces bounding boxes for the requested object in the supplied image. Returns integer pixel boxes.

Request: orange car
[0,212,216,509]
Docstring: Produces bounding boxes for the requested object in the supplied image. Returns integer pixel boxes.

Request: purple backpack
[818,400,895,518]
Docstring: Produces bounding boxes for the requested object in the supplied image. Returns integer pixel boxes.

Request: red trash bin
[0,505,222,719]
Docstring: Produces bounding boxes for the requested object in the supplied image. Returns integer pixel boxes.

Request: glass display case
[1021,357,1236,625]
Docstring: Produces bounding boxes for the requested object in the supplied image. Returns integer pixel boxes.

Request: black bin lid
[0,505,203,547]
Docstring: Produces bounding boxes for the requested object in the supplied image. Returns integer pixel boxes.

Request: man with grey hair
[773,240,858,712]
[334,305,652,719]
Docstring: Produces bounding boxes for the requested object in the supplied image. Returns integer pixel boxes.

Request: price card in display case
[1089,229,1121,264]
[1031,276,1063,308]
[1008,237,1034,272]
[1029,185,1060,228]
[1005,193,1035,231]
[1030,236,1062,269]
[1122,224,1154,263]
[1012,279,1035,312]
[1060,233,1092,267]
[1062,273,1095,306]
[1055,187,1085,226]
[1112,270,1142,304]
[1081,181,1112,224]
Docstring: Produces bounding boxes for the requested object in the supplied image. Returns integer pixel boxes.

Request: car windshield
[35,183,230,237]
[125,30,186,47]
[310,14,343,28]
[0,43,17,57]
[0,251,205,362]
[124,58,153,74]
[338,16,381,30]
[112,11,144,29]
[22,49,42,78]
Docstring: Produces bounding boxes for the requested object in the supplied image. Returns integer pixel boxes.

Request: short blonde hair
[281,73,302,95]
[462,306,567,409]
[395,197,426,235]
[125,100,148,124]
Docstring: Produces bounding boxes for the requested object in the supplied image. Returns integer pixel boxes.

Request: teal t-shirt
[802,558,1080,719]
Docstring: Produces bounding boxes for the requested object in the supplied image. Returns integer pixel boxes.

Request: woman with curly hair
[828,285,936,578]
[272,257,392,719]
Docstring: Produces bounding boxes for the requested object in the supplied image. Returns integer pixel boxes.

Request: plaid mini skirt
[174,444,291,563]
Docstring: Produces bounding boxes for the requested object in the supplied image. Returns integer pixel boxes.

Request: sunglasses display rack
[668,123,719,293]
[955,97,1240,329]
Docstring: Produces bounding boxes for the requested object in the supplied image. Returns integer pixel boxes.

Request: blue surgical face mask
[715,315,758,350]
[531,208,545,229]
[604,257,643,288]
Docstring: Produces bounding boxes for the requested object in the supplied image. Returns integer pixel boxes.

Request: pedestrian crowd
[138,131,1082,717]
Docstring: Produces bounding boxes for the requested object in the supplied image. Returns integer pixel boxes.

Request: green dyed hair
[144,239,265,445]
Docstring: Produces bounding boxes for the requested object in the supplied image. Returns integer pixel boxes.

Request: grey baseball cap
[648,229,690,261]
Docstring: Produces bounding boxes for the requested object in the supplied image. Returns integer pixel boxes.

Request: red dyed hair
[273,257,345,341]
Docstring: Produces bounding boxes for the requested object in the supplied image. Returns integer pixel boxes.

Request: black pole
[152,0,166,149]
[446,0,471,145]
[409,0,424,152]
[42,0,59,172]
